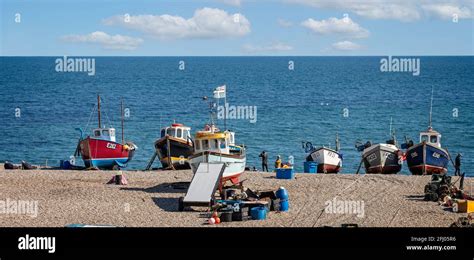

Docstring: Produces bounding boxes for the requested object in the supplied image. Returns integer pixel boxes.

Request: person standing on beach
[259,151,269,172]
[275,155,282,169]
[454,153,462,176]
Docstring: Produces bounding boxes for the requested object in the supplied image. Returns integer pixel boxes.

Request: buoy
[214,217,221,224]
[208,218,216,225]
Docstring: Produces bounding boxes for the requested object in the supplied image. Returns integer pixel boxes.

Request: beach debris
[341,224,359,228]
[449,214,473,228]
[424,174,454,202]
[425,173,473,206]
[208,217,216,225]
[453,200,474,213]
[4,161,21,170]
[208,186,287,223]
[21,161,38,170]
[107,171,128,185]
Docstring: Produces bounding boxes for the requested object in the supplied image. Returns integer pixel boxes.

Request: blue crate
[303,161,317,173]
[276,168,295,179]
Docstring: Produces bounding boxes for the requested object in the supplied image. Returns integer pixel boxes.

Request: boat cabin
[419,127,442,148]
[194,132,231,154]
[161,123,191,142]
[92,128,116,142]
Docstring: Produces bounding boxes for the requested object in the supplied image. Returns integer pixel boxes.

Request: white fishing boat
[303,134,342,173]
[188,85,246,184]
[188,124,246,184]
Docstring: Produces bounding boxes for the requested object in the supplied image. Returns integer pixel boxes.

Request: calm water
[0,56,473,176]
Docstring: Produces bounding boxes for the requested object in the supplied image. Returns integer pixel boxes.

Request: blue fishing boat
[404,88,450,175]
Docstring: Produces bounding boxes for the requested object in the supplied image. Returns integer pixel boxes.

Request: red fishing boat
[75,95,137,170]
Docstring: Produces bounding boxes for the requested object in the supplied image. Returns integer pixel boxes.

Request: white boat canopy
[419,127,441,148]
[93,128,116,142]
[160,123,191,142]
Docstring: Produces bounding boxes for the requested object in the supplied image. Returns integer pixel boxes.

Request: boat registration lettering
[367,153,377,162]
[383,152,394,160]
[432,152,440,159]
[411,152,418,158]
[106,143,116,149]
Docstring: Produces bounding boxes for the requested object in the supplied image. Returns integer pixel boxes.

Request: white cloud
[217,0,242,7]
[243,42,294,53]
[422,3,472,19]
[286,0,421,22]
[287,0,474,22]
[103,8,251,40]
[301,16,370,38]
[61,31,143,50]
[278,18,293,27]
[331,41,362,51]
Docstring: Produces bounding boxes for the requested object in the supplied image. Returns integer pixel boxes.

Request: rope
[84,103,96,134]
[100,98,114,128]
[387,175,422,227]
[311,173,367,227]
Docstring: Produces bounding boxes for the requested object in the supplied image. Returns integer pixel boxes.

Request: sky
[1,0,473,56]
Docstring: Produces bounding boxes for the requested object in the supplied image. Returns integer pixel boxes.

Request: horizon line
[1,55,473,57]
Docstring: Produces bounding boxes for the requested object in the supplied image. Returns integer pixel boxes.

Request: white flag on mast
[213,85,226,99]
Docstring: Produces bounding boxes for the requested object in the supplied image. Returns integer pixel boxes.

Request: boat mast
[121,98,124,145]
[429,87,434,129]
[224,87,227,131]
[389,117,392,136]
[97,94,101,128]
[335,133,340,152]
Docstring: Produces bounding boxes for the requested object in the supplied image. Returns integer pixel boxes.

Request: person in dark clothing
[454,153,462,176]
[259,151,269,172]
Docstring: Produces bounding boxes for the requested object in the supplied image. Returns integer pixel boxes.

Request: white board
[183,163,225,204]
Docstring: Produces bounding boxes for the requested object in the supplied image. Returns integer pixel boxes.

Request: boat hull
[406,142,449,175]
[155,136,193,170]
[306,147,342,173]
[79,137,134,169]
[362,144,401,174]
[188,151,246,184]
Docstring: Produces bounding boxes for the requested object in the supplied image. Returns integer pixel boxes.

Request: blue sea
[0,56,473,176]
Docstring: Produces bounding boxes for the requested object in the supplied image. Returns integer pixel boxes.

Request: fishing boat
[404,88,449,175]
[188,124,246,184]
[75,95,137,170]
[188,85,246,184]
[154,122,193,169]
[302,134,342,173]
[356,119,403,174]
